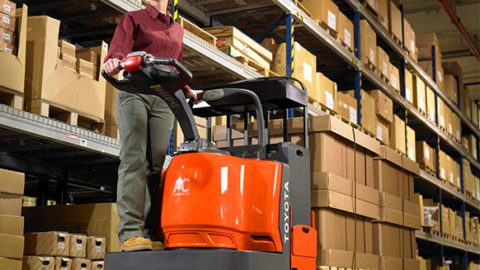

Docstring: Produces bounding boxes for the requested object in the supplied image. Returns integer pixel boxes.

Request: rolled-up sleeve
[104,14,136,63]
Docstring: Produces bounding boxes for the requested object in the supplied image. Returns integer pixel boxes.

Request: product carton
[368,89,393,123]
[23,256,54,270]
[25,232,70,257]
[405,70,414,103]
[347,90,376,136]
[69,234,87,258]
[389,115,405,154]
[388,0,402,42]
[58,40,76,58]
[377,0,388,30]
[404,19,416,55]
[337,11,353,51]
[76,58,94,79]
[338,92,357,124]
[317,72,337,112]
[92,261,104,270]
[0,0,15,17]
[426,86,436,122]
[86,237,106,260]
[390,63,400,92]
[55,257,72,270]
[417,33,442,65]
[360,20,376,66]
[437,98,446,130]
[377,46,390,80]
[316,249,379,270]
[71,258,91,270]
[0,215,24,235]
[0,257,21,270]
[0,13,15,31]
[444,75,458,105]
[0,233,24,259]
[439,150,447,181]
[413,75,427,113]
[416,141,434,171]
[301,0,339,33]
[406,126,416,161]
[376,118,389,146]
[0,193,22,216]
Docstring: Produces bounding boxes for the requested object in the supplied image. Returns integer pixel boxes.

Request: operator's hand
[186,89,203,105]
[103,58,122,76]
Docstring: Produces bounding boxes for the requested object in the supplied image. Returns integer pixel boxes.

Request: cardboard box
[23,256,54,270]
[71,258,91,270]
[404,19,416,54]
[437,98,446,129]
[405,70,414,103]
[25,16,107,120]
[446,107,454,137]
[444,75,458,104]
[347,90,376,136]
[91,261,104,270]
[390,63,400,92]
[55,257,72,270]
[377,46,390,80]
[388,0,402,42]
[0,13,15,31]
[86,237,105,260]
[377,118,389,145]
[368,89,393,123]
[0,6,27,94]
[0,169,25,195]
[338,92,357,124]
[417,33,442,64]
[0,193,22,216]
[360,20,376,66]
[25,232,70,257]
[58,40,76,58]
[317,72,337,112]
[419,61,444,90]
[270,41,316,98]
[439,150,447,180]
[337,11,353,51]
[406,126,416,161]
[0,40,14,54]
[0,0,15,17]
[0,257,21,270]
[0,233,23,259]
[377,0,388,30]
[0,215,24,235]
[426,86,436,122]
[389,115,405,154]
[0,27,13,45]
[76,50,99,66]
[69,234,87,258]
[413,75,427,113]
[301,0,339,32]
[416,141,434,171]
[465,134,477,159]
[61,54,77,72]
[23,203,120,252]
[317,249,379,269]
[76,59,94,79]
[472,102,478,128]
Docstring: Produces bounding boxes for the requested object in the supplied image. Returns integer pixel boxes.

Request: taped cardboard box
[86,237,105,260]
[413,74,427,113]
[373,223,417,260]
[376,46,390,80]
[406,126,416,161]
[0,6,27,93]
[92,261,104,270]
[0,40,13,54]
[0,13,15,31]
[337,11,353,52]
[0,26,13,45]
[301,0,339,33]
[23,256,54,270]
[69,234,87,258]
[368,89,393,124]
[0,0,15,17]
[0,233,24,259]
[376,118,389,146]
[0,257,21,270]
[317,249,379,270]
[61,54,77,72]
[338,92,357,124]
[0,215,24,235]
[464,134,477,159]
[25,16,107,120]
[76,59,94,79]
[360,20,376,66]
[23,203,120,252]
[71,258,91,270]
[58,40,75,58]
[389,115,405,154]
[55,257,72,270]
[317,72,337,112]
[378,192,421,229]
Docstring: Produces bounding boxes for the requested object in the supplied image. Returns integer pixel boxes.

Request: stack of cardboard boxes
[462,134,478,161]
[23,232,106,270]
[465,211,479,245]
[373,146,421,270]
[462,160,479,200]
[0,0,16,55]
[0,169,26,270]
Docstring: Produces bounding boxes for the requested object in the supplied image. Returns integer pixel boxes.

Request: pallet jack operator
[103,0,200,252]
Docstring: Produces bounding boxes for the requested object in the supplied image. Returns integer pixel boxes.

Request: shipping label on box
[0,0,16,17]
[0,13,15,31]
[0,27,14,45]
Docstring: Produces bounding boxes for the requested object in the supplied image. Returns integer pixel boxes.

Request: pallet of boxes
[23,231,106,270]
[24,15,107,133]
[0,169,26,270]
[0,1,27,110]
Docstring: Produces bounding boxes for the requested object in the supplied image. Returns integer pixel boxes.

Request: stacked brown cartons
[337,11,354,52]
[390,63,400,92]
[388,0,402,44]
[0,0,15,54]
[87,237,105,269]
[462,134,477,160]
[413,75,427,115]
[24,232,76,270]
[403,19,417,62]
[309,115,381,270]
[373,146,421,270]
[367,90,393,146]
[0,169,25,270]
[426,86,436,123]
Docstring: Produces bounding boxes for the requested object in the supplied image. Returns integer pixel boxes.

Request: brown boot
[152,241,164,251]
[120,237,153,252]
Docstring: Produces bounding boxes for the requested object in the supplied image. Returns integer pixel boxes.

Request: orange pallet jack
[103,52,317,270]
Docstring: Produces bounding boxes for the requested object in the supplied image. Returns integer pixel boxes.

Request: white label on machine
[350,108,357,124]
[303,62,312,83]
[3,32,10,41]
[425,147,430,160]
[58,243,65,250]
[96,246,102,253]
[5,47,11,54]
[344,29,351,47]
[2,16,10,25]
[406,88,411,101]
[295,42,301,52]
[383,62,388,76]
[409,148,414,160]
[327,11,336,30]
[449,124,452,134]
[325,91,334,110]
[450,172,454,183]
[420,98,425,111]
[377,125,383,141]
[441,168,445,180]
[3,4,10,12]
[80,139,88,147]
[440,116,444,127]
[370,48,375,62]
[410,41,415,53]
[77,243,82,250]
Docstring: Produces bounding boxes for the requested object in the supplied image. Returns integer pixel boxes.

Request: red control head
[123,55,143,72]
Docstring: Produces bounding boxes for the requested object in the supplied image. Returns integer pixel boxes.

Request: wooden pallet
[431,229,441,237]
[234,55,275,77]
[442,179,461,193]
[361,0,379,17]
[394,148,407,158]
[179,16,217,46]
[336,114,359,129]
[420,164,436,177]
[0,87,23,110]
[391,34,403,46]
[364,58,376,72]
[26,100,105,133]
[318,20,339,39]
[309,98,337,116]
[362,128,376,139]
[417,108,427,118]
[421,226,434,234]
[467,241,479,248]
[376,71,389,84]
[339,37,354,54]
[466,190,473,200]
[439,126,448,134]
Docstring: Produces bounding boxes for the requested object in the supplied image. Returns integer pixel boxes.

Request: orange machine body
[161,152,284,252]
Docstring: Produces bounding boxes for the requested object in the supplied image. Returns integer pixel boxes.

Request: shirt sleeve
[104,14,136,63]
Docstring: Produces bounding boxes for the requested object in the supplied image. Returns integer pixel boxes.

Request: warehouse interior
[0,0,479,269]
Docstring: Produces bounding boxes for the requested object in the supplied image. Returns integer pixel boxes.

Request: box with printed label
[69,234,87,258]
[389,115,405,155]
[426,86,436,123]
[376,118,389,146]
[406,126,416,162]
[0,0,15,17]
[388,0,402,43]
[23,256,54,270]
[413,75,426,113]
[405,70,414,103]
[86,237,105,260]
[444,75,458,105]
[301,0,339,33]
[389,63,400,92]
[368,89,393,124]
[71,258,91,270]
[317,72,337,113]
[377,0,388,30]
[25,232,70,257]
[376,46,390,80]
[416,141,434,171]
[347,90,376,137]
[464,134,477,159]
[360,20,376,66]
[438,150,447,181]
[0,40,14,54]
[0,13,15,31]
[337,11,353,52]
[55,257,72,270]
[436,98,446,130]
[91,261,104,270]
[446,107,454,137]
[404,19,416,55]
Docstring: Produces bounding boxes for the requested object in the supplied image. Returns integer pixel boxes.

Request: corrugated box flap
[376,145,403,168]
[310,172,352,195]
[403,156,420,175]
[310,115,354,143]
[379,192,403,211]
[353,128,381,156]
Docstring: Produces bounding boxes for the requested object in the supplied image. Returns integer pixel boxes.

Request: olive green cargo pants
[116,91,174,245]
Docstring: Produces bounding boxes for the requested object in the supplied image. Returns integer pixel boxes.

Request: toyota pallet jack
[103,52,317,270]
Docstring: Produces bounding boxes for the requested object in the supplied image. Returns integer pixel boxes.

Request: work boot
[120,237,153,252]
[152,241,164,251]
